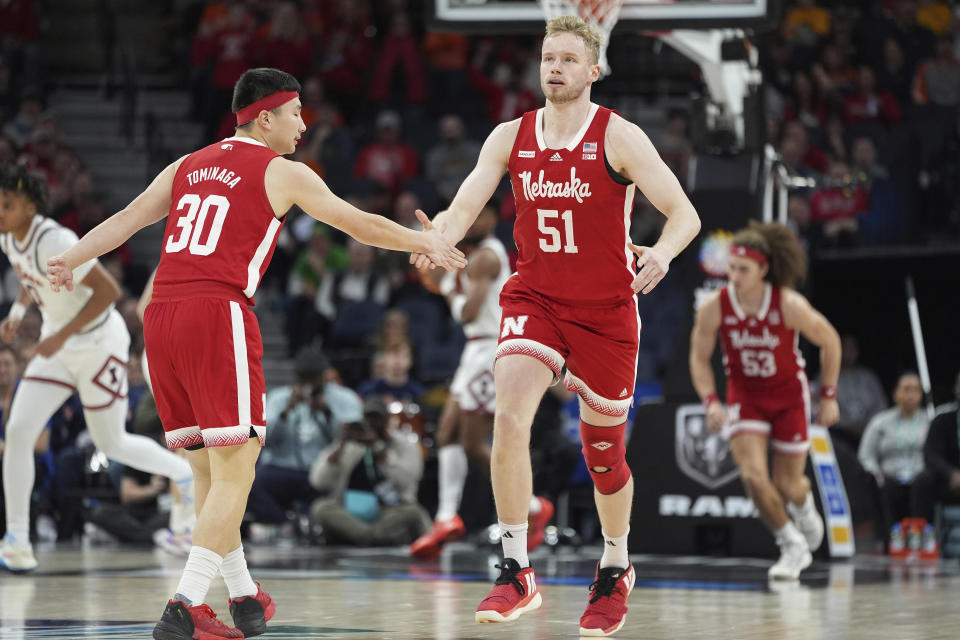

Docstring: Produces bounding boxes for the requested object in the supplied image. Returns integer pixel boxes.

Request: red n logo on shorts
[500,315,529,338]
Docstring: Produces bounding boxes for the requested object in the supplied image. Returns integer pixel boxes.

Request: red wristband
[820,385,837,399]
[704,393,720,408]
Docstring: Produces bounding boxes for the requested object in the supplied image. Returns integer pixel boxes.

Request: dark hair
[294,344,330,382]
[231,68,301,126]
[0,164,47,213]
[731,221,807,288]
[896,371,921,387]
[0,343,17,360]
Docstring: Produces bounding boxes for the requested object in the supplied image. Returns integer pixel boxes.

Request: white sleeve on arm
[38,227,98,283]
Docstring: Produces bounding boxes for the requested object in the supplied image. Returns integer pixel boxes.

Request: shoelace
[193,604,234,630]
[494,563,526,596]
[588,570,624,604]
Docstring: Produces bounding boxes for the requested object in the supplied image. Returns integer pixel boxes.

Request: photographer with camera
[308,395,430,546]
[246,345,363,533]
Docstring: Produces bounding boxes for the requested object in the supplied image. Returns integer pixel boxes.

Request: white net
[539,0,625,77]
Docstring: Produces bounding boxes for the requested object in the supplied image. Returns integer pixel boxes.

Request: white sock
[174,546,223,605]
[793,491,815,516]
[221,546,258,599]
[600,527,630,569]
[773,521,806,546]
[2,420,41,549]
[6,522,30,548]
[499,521,529,568]
[435,445,468,522]
[528,495,542,514]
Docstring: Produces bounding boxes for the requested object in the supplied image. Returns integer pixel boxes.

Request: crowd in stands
[764,0,960,248]
[0,0,958,553]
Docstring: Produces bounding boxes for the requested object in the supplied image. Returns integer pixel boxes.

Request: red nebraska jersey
[718,283,806,394]
[154,137,283,304]
[508,104,636,305]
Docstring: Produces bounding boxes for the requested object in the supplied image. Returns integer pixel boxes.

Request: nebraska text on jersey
[185,166,243,189]
[519,168,592,203]
[727,327,781,350]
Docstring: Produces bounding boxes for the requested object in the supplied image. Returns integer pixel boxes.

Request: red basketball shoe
[410,514,466,558]
[152,600,244,639]
[527,497,555,551]
[579,563,636,637]
[475,558,542,623]
[228,583,275,637]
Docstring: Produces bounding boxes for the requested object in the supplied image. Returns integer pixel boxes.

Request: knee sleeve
[580,420,630,495]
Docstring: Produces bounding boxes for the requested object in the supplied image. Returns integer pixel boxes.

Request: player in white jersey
[0,167,193,572]
[411,204,554,557]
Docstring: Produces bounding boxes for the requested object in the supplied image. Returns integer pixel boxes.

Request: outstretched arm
[48,158,185,291]
[782,289,841,426]
[607,115,701,294]
[429,120,518,244]
[689,292,725,432]
[410,119,518,270]
[267,159,466,272]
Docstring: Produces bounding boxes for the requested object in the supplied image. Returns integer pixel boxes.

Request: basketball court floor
[2,542,958,639]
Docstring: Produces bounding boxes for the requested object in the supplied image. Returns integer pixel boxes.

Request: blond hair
[545,15,603,65]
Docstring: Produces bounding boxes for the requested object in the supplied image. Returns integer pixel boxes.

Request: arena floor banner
[808,425,855,557]
[629,402,776,556]
[629,403,852,558]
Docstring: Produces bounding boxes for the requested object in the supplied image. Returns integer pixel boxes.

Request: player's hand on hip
[415,209,465,272]
[46,255,75,292]
[0,317,21,344]
[705,401,726,433]
[817,398,839,427]
[629,244,669,294]
[35,331,67,358]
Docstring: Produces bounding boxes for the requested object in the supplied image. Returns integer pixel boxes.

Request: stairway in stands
[39,0,294,387]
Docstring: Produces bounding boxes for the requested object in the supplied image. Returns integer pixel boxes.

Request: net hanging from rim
[539,0,625,76]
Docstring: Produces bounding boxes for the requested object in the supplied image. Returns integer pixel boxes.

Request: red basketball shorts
[144,297,265,450]
[726,372,811,455]
[496,276,640,418]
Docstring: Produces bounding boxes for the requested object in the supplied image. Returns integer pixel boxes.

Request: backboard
[430,0,780,33]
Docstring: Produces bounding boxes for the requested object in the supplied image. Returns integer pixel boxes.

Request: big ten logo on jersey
[166,194,231,256]
[500,315,529,338]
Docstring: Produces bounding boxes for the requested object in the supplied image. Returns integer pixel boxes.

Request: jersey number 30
[165,194,230,256]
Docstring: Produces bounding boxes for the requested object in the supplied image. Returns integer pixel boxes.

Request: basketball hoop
[539,0,625,77]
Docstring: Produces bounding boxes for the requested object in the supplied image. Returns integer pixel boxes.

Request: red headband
[730,244,768,266]
[235,91,299,126]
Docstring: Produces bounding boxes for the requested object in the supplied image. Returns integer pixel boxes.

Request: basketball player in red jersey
[690,222,841,580]
[46,68,465,640]
[412,16,701,636]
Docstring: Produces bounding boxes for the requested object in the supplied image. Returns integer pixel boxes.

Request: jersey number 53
[165,193,230,256]
[740,349,777,378]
